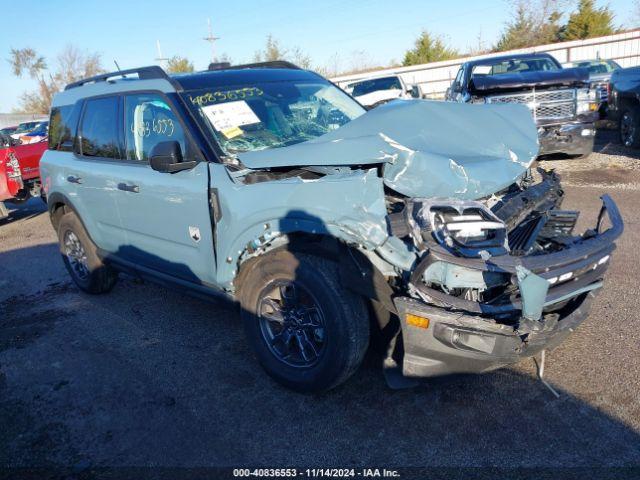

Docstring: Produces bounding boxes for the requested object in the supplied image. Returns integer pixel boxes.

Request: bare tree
[253,35,287,62]
[9,45,104,113]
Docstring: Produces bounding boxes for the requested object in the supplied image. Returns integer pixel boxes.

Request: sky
[1,0,637,112]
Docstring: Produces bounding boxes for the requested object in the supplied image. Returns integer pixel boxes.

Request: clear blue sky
[1,0,636,112]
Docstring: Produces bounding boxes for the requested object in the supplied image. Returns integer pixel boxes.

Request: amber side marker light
[406,313,430,329]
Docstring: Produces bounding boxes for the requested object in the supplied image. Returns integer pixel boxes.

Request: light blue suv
[41,62,623,392]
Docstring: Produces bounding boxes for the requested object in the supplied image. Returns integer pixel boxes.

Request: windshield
[471,57,560,77]
[185,80,365,156]
[15,122,38,134]
[350,77,402,97]
[572,60,620,74]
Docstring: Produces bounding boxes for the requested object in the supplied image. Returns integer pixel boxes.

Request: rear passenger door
[113,92,215,286]
[71,95,128,253]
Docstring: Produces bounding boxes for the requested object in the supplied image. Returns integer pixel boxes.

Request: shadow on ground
[1,241,639,471]
[0,197,47,225]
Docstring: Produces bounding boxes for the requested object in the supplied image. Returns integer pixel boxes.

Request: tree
[253,35,313,69]
[562,0,615,40]
[166,55,194,73]
[402,31,458,66]
[9,45,104,113]
[494,0,564,51]
[253,35,287,62]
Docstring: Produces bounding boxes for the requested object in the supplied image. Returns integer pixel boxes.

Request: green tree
[402,31,458,66]
[562,0,615,40]
[166,55,194,73]
[495,4,537,51]
[9,45,103,113]
[494,1,564,51]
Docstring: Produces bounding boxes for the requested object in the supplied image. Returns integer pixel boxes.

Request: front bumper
[538,122,595,156]
[398,195,623,378]
[396,291,596,378]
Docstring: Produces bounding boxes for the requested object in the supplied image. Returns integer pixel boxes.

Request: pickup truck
[446,53,600,158]
[0,140,47,220]
[40,62,623,392]
[605,66,640,147]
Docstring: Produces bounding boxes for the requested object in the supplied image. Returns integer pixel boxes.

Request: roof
[464,52,557,66]
[54,61,322,107]
[172,67,322,91]
[63,61,320,92]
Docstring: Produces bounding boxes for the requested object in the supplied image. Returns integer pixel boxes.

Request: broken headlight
[412,200,509,257]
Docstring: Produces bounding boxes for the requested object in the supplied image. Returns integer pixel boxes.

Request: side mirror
[149,141,196,173]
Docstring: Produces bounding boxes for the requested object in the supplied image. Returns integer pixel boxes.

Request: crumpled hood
[238,100,539,200]
[470,67,589,93]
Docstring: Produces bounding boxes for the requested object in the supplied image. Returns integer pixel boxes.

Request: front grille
[487,88,576,121]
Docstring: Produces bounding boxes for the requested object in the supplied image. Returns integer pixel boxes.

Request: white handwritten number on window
[130,118,175,138]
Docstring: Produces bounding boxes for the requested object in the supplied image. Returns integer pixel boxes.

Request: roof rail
[207,60,301,71]
[64,65,182,91]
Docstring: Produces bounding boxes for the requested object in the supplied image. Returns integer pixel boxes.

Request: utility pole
[203,18,220,63]
[155,40,169,69]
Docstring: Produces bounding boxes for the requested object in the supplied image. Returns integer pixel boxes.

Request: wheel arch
[47,192,89,236]
[234,230,397,316]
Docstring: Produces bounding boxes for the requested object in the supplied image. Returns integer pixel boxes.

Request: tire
[57,211,118,294]
[238,250,370,393]
[619,105,640,148]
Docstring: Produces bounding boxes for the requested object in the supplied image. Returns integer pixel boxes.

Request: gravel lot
[1,129,639,474]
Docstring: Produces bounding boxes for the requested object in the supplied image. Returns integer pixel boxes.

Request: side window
[454,67,463,85]
[124,93,187,162]
[79,96,122,159]
[49,103,82,152]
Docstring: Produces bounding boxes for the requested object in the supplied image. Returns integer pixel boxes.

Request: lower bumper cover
[395,291,595,378]
[538,122,595,156]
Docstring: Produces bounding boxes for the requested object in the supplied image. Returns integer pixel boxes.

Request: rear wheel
[238,250,369,393]
[57,211,118,294]
[620,105,640,148]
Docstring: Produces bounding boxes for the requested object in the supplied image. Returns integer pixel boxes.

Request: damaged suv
[40,62,623,392]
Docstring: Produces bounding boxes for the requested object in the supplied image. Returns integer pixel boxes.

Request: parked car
[446,53,599,157]
[607,66,640,147]
[344,74,414,108]
[0,140,47,220]
[9,120,45,140]
[566,59,622,115]
[0,126,18,136]
[40,62,623,392]
[19,121,49,144]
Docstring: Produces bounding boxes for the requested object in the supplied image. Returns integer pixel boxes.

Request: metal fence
[0,113,48,129]
[331,29,640,99]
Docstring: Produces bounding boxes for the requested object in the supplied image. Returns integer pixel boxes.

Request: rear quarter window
[79,96,122,159]
[49,103,81,152]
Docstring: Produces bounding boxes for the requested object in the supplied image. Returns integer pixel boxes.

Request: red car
[0,140,47,220]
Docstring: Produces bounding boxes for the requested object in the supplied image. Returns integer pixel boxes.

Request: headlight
[412,199,509,257]
[576,88,598,114]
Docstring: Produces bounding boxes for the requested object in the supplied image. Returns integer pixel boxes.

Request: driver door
[113,92,216,286]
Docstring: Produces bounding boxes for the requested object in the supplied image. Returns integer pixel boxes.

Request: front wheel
[620,105,640,148]
[238,250,370,393]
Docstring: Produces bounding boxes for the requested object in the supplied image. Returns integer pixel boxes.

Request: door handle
[67,175,83,184]
[117,183,140,193]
